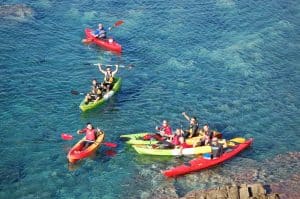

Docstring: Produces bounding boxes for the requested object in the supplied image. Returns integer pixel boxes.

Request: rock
[239,184,250,198]
[269,174,300,199]
[0,4,34,21]
[182,183,280,199]
[248,183,266,196]
[145,180,179,199]
[226,185,239,199]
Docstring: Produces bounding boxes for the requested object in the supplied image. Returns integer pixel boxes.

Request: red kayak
[84,28,122,53]
[162,138,253,178]
[67,132,105,163]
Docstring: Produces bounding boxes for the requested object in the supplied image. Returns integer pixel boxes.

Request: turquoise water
[0,0,299,198]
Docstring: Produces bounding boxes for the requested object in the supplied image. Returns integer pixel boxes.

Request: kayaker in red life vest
[193,124,214,147]
[97,64,119,92]
[92,23,108,39]
[77,123,100,149]
[170,129,183,146]
[178,136,192,155]
[156,128,181,149]
[155,120,173,139]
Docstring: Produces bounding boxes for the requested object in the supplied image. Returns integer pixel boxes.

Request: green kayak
[120,131,222,145]
[79,77,122,112]
[131,138,244,156]
[120,132,158,145]
[132,144,212,156]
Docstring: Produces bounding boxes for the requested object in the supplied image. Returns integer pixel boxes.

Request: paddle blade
[71,90,79,95]
[114,20,124,27]
[82,38,93,44]
[61,133,73,140]
[103,142,117,148]
[105,150,117,157]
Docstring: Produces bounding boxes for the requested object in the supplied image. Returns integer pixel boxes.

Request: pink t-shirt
[81,128,96,141]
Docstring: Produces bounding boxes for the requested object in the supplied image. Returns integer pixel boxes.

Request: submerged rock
[0,4,34,21]
[154,152,300,198]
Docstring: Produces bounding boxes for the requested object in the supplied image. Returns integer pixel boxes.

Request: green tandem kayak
[132,144,212,156]
[120,132,158,145]
[79,77,122,112]
[131,138,245,156]
[120,132,222,145]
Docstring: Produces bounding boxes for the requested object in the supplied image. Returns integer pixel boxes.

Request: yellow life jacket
[104,72,114,83]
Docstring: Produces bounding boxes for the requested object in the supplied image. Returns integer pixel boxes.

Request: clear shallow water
[0,0,299,198]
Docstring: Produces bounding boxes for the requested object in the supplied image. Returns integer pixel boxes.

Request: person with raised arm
[182,112,199,138]
[98,64,119,92]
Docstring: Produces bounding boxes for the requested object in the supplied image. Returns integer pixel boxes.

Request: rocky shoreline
[146,152,300,199]
[183,183,279,199]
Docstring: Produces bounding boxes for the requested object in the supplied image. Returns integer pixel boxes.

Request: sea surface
[0,0,299,198]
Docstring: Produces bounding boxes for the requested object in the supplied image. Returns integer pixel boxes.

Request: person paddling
[77,123,101,150]
[98,64,119,92]
[92,23,108,39]
[156,120,173,139]
[84,79,104,104]
[182,112,199,138]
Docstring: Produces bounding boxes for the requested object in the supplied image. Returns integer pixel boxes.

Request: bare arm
[182,112,190,121]
[98,64,106,74]
[77,128,86,134]
[112,64,119,76]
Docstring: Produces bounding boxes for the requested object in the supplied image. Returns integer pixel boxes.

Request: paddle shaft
[108,20,124,31]
[93,63,133,69]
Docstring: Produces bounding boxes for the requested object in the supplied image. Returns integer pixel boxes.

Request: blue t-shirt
[94,28,106,38]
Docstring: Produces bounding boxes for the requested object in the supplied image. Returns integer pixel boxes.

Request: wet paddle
[93,63,134,69]
[70,90,85,95]
[108,20,124,30]
[61,133,117,148]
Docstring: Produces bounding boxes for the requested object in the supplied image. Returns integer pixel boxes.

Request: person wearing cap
[182,112,199,138]
[97,64,119,92]
[92,23,107,39]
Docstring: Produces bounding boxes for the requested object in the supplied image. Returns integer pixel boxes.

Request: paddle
[61,133,117,148]
[108,20,124,31]
[93,63,134,70]
[82,20,124,44]
[70,90,85,95]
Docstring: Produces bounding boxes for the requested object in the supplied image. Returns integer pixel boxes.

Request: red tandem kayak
[67,132,105,163]
[162,138,253,178]
[85,28,122,53]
